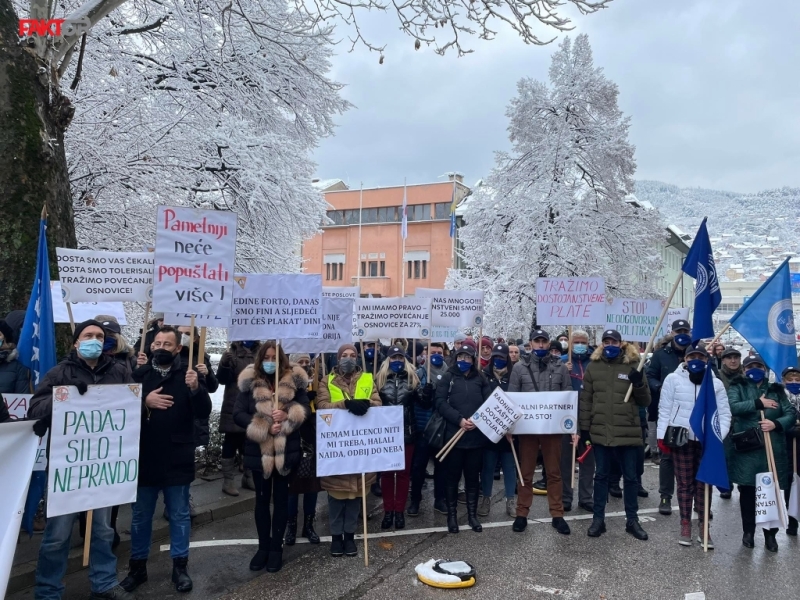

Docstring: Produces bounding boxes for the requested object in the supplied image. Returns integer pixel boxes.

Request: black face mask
[152,349,176,366]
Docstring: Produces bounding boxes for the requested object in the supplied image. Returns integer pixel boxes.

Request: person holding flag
[657,347,731,548]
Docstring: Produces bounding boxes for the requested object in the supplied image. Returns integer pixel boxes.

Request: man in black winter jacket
[29,319,133,600]
[121,326,211,594]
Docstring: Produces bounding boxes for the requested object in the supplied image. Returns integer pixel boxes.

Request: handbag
[731,427,765,452]
[663,425,689,448]
[294,438,315,478]
[424,380,454,449]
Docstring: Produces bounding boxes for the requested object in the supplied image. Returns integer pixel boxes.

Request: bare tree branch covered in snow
[448,34,665,337]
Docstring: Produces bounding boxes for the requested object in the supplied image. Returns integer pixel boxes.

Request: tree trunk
[0,0,77,319]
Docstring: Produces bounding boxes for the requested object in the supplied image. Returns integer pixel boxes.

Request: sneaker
[506,497,517,518]
[433,498,448,514]
[659,497,672,516]
[552,517,570,535]
[678,520,692,547]
[512,516,528,532]
[90,585,134,599]
[477,496,491,517]
[696,534,714,549]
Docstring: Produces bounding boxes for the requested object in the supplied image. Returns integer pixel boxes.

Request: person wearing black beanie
[0,319,29,395]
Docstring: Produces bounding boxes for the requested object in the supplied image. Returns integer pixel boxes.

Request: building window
[326,210,344,225]
[406,204,430,222]
[326,263,344,281]
[378,206,398,222]
[434,202,451,219]
[360,261,385,277]
[407,260,428,279]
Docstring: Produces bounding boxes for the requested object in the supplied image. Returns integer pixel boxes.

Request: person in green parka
[726,355,797,553]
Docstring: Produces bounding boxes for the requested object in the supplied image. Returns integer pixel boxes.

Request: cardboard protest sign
[510,391,579,435]
[605,299,692,343]
[228,274,323,341]
[755,472,787,530]
[0,421,39,598]
[323,286,360,299]
[535,277,607,325]
[50,282,127,325]
[152,206,238,318]
[163,313,231,328]
[316,406,405,476]
[56,249,153,303]
[354,297,432,341]
[47,384,142,518]
[472,388,522,443]
[4,394,47,471]
[415,289,484,328]
[283,298,354,353]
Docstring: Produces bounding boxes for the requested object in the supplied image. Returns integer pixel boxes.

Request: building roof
[312,179,348,191]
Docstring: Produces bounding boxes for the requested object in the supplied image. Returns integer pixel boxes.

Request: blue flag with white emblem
[729,258,798,381]
[681,218,721,341]
[689,366,730,489]
[17,217,57,386]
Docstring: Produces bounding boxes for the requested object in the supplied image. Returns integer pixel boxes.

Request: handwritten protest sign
[47,384,142,518]
[164,313,231,328]
[323,286,360,299]
[354,297,432,341]
[606,299,691,343]
[283,298,354,353]
[472,388,522,443]
[56,249,153,303]
[316,406,405,476]
[510,391,579,435]
[4,394,47,471]
[755,472,787,530]
[50,282,127,325]
[152,206,237,318]
[535,277,606,326]
[228,274,322,341]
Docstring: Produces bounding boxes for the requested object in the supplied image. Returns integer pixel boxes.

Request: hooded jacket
[233,364,309,477]
[216,342,260,434]
[509,352,570,394]
[579,343,650,446]
[657,364,731,442]
[0,345,30,394]
[435,364,493,449]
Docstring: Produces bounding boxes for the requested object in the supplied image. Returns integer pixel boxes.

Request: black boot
[330,534,344,557]
[407,500,420,516]
[302,514,320,544]
[381,511,394,530]
[587,519,606,537]
[171,557,193,593]
[266,549,283,573]
[742,531,755,548]
[465,489,482,532]
[446,484,459,534]
[764,528,778,552]
[120,559,148,592]
[343,532,358,557]
[625,519,648,541]
[249,549,268,571]
[285,517,297,546]
[787,516,798,536]
[395,511,406,529]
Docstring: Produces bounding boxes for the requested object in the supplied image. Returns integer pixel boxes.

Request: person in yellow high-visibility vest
[316,343,381,558]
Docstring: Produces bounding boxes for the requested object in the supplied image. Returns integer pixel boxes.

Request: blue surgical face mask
[573,344,588,355]
[262,361,276,375]
[745,368,765,383]
[785,383,800,395]
[430,354,444,367]
[674,333,691,348]
[457,360,471,373]
[603,345,621,360]
[365,348,375,359]
[686,359,706,374]
[533,348,549,358]
[102,337,116,352]
[389,360,404,373]
[77,339,103,360]
[493,358,507,370]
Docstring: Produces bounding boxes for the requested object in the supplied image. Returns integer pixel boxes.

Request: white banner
[755,471,787,530]
[4,394,48,471]
[428,326,462,343]
[50,282,127,325]
[605,299,692,343]
[323,286,360,299]
[415,289,484,328]
[0,421,38,598]
[56,249,154,303]
[316,406,405,476]
[354,297,432,341]
[163,313,231,328]
[47,384,142,518]
[472,388,523,444]
[228,274,323,341]
[535,277,607,326]
[283,298,354,353]
[510,391,579,435]
[667,307,691,333]
[152,206,238,318]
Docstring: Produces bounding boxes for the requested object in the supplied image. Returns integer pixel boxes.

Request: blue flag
[681,218,721,341]
[729,258,798,381]
[689,366,730,489]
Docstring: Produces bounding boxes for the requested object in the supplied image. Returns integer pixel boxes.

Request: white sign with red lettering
[152,206,238,318]
[4,394,48,471]
[535,277,607,326]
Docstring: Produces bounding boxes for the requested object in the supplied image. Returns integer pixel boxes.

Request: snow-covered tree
[449,34,665,336]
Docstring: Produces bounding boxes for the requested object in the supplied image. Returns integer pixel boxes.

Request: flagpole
[450,177,457,269]
[401,178,407,298]
[356,182,363,286]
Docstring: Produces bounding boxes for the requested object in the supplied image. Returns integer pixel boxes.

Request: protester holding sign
[316,343,381,558]
[232,342,310,572]
[725,356,796,552]
[579,329,651,541]
[781,366,800,536]
[123,326,211,593]
[375,346,427,531]
[28,320,133,600]
[0,319,30,394]
[657,347,731,548]
[435,343,493,534]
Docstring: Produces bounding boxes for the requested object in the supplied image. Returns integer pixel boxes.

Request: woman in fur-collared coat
[233,341,309,573]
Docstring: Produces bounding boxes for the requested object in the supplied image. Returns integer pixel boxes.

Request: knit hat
[480,336,493,349]
[461,338,478,353]
[289,353,311,364]
[454,331,467,345]
[0,320,15,344]
[152,312,165,320]
[337,343,357,360]
[72,319,106,344]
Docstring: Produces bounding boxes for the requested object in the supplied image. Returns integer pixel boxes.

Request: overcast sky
[312,0,800,194]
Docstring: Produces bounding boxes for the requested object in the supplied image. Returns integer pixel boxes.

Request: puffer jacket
[725,377,797,489]
[509,353,570,394]
[435,364,493,449]
[233,365,310,476]
[316,366,381,495]
[0,346,30,394]
[377,369,420,445]
[579,343,650,446]
[416,362,449,433]
[657,364,731,442]
[216,342,260,434]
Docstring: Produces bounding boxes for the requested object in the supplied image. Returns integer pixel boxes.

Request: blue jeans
[481,447,517,498]
[131,485,191,560]
[593,445,639,521]
[35,507,117,599]
[288,492,319,518]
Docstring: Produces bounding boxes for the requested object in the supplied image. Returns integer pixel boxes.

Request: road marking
[159,507,670,551]
[685,594,706,600]
[525,567,592,597]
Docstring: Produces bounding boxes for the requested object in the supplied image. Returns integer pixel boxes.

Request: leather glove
[306,390,317,403]
[628,368,644,386]
[70,379,88,395]
[580,430,592,447]
[33,416,51,437]
[421,383,434,401]
[657,439,671,455]
[344,400,370,416]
